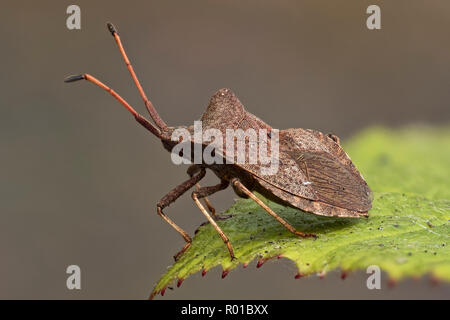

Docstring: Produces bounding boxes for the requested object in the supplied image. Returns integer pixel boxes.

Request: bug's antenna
[64,74,162,138]
[106,22,168,131]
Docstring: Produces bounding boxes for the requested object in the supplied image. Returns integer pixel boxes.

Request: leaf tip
[256,258,267,268]
[430,276,440,287]
[222,269,230,279]
[387,278,397,288]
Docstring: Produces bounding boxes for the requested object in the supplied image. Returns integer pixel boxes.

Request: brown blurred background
[0,1,449,299]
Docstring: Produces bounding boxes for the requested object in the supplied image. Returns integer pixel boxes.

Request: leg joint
[156,204,165,216]
[187,164,201,177]
[231,178,240,187]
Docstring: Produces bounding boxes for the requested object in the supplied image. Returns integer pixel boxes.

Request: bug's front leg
[191,180,236,260]
[231,178,317,239]
[157,168,206,261]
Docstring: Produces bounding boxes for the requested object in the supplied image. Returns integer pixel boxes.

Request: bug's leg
[231,179,316,239]
[198,186,216,216]
[106,23,167,131]
[157,168,206,261]
[186,165,216,216]
[191,180,236,260]
[64,74,161,138]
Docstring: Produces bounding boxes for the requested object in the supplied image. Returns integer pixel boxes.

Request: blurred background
[0,0,449,299]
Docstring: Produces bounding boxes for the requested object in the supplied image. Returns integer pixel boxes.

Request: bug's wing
[281,128,372,212]
[287,150,372,212]
[246,128,372,212]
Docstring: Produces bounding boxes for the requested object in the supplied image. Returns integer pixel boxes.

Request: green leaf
[345,126,450,200]
[150,127,450,298]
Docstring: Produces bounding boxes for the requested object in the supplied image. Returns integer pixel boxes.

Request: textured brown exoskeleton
[65,23,372,261]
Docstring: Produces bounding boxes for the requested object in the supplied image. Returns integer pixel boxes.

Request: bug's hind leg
[231,179,317,239]
[191,180,236,260]
[157,168,206,261]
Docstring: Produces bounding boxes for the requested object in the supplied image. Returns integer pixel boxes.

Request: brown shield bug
[65,23,372,261]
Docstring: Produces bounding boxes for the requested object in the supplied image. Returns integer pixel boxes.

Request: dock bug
[65,23,372,261]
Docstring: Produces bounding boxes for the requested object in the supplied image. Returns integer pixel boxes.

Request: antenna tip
[106,22,117,36]
[64,74,85,83]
